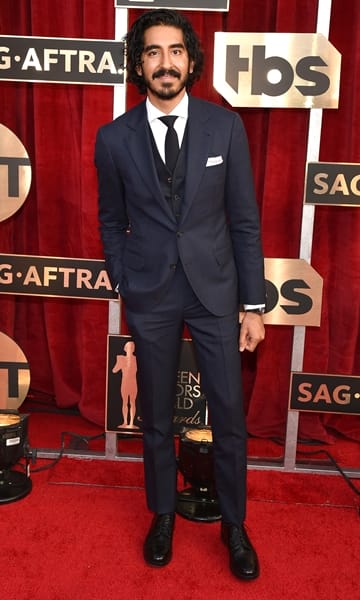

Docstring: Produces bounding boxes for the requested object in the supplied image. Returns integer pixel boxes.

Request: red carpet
[1,404,358,599]
[1,456,359,600]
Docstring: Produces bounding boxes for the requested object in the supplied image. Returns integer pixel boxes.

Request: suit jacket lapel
[181,97,212,222]
[126,102,175,221]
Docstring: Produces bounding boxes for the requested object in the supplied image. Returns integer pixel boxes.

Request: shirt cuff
[242,304,265,311]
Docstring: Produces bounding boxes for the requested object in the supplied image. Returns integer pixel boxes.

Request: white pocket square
[206,155,223,167]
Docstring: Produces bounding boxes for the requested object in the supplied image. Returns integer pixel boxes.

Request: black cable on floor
[19,431,105,473]
[296,447,360,496]
[266,435,360,497]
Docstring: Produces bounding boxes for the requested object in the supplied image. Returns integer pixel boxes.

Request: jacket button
[176,231,183,237]
[170,263,177,270]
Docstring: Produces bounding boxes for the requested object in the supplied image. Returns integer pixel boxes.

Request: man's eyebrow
[143,43,185,52]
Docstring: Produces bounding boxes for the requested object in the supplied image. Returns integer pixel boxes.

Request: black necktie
[159,116,179,172]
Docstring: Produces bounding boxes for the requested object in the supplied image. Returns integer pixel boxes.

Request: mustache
[152,68,181,80]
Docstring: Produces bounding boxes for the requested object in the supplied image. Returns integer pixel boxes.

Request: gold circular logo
[0,332,31,410]
[0,124,32,222]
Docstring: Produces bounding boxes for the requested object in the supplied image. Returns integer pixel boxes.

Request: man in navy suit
[95,9,266,581]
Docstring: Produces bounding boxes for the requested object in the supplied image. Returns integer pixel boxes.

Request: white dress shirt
[146,94,188,163]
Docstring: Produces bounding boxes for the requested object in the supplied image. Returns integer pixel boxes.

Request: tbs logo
[213,32,341,109]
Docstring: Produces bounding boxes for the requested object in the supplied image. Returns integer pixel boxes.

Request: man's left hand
[239,311,265,352]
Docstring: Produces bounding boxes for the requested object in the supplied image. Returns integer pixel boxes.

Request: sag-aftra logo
[305,162,360,206]
[290,373,360,416]
[0,124,32,223]
[213,33,341,108]
[0,332,30,410]
[0,36,124,85]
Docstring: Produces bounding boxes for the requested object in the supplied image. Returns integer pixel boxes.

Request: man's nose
[160,51,173,69]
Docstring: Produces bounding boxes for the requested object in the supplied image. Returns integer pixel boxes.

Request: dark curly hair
[125,9,204,94]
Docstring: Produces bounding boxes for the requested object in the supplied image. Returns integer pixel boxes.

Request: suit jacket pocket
[214,245,232,267]
[124,249,145,271]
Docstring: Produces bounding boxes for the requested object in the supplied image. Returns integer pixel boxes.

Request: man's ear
[189,60,195,74]
[136,64,143,76]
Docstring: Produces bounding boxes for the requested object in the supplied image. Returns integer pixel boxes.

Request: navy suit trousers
[124,261,248,525]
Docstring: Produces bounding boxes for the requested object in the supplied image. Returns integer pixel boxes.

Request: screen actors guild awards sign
[106,336,207,434]
[213,33,341,108]
[0,124,32,222]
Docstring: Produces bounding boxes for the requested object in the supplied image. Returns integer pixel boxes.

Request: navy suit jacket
[95,95,265,316]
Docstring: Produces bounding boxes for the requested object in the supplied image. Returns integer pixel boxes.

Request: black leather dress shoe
[143,513,175,567]
[221,522,259,580]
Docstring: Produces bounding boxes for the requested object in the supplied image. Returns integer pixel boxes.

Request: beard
[144,68,190,101]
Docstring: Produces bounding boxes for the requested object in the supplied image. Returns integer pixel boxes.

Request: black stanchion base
[176,486,222,522]
[0,470,32,504]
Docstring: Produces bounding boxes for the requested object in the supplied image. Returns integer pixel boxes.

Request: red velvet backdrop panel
[0,0,115,424]
[0,1,359,442]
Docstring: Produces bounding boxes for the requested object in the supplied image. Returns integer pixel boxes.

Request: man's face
[136,25,194,105]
